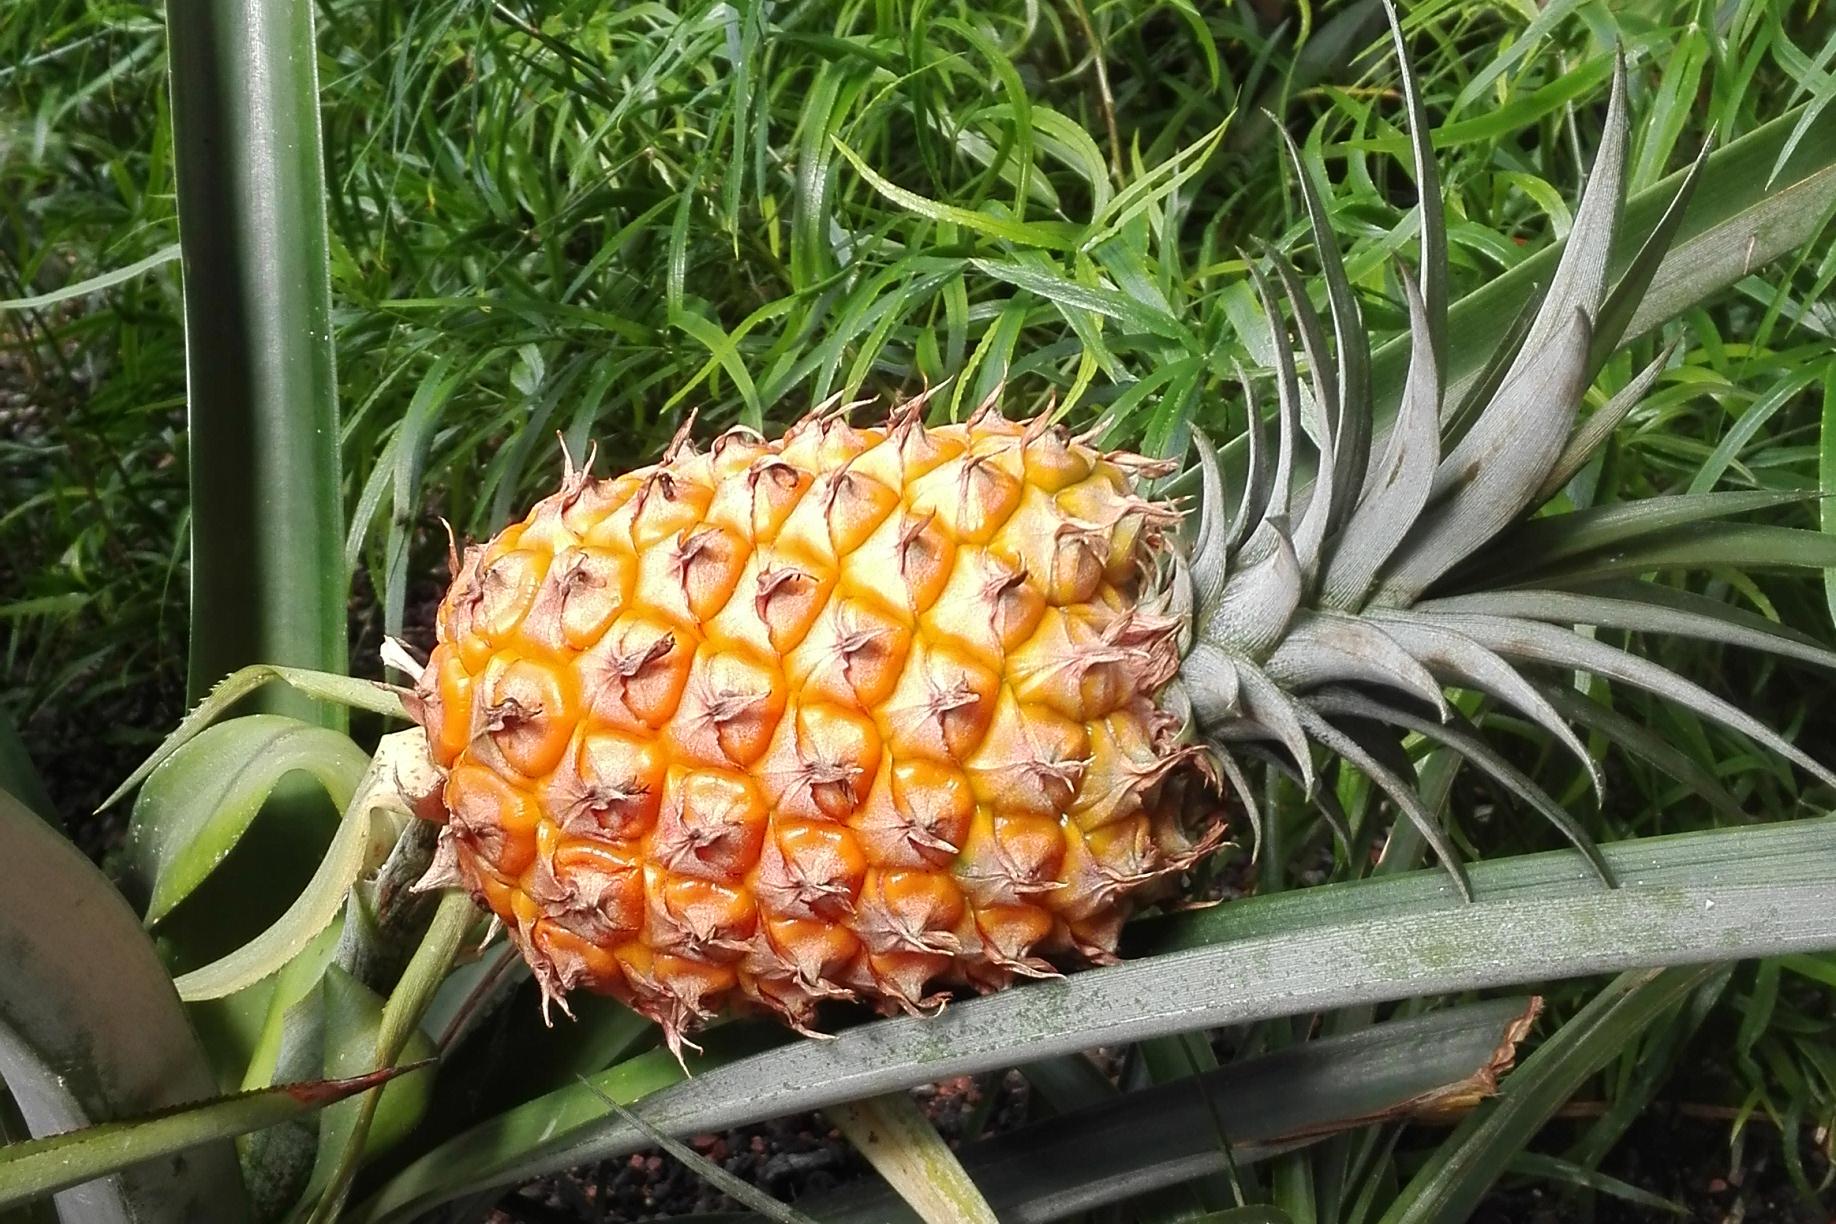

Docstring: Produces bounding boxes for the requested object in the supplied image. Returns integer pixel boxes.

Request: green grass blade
[167,0,346,722]
[0,244,180,313]
[579,1079,816,1223]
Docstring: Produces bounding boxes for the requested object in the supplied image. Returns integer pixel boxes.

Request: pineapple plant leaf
[0,787,249,1221]
[0,1059,421,1217]
[780,997,1543,1224]
[126,716,371,928]
[1378,965,1719,1224]
[168,0,346,725]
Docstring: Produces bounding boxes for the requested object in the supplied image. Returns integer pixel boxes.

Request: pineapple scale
[409,403,1220,1054]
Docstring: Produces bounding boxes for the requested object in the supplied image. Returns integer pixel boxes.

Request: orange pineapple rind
[409,399,1213,1060]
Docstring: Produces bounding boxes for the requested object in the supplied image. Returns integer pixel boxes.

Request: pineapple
[410,403,1211,1047]
[407,53,1833,1057]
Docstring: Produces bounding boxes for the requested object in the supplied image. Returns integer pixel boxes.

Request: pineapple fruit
[410,404,1213,1045]
[407,52,1833,1056]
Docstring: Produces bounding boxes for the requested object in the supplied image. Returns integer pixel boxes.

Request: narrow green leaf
[0,1067,411,1215]
[1506,1152,1688,1216]
[1380,967,1714,1224]
[828,1092,998,1224]
[1310,690,1613,887]
[970,258,1196,347]
[808,1000,1539,1224]
[1405,611,1835,786]
[584,1083,816,1224]
[832,137,1077,250]
[99,664,407,814]
[1821,363,1836,629]
[0,244,180,313]
[1537,684,1746,823]
[1516,522,1836,584]
[303,891,475,1223]
[1383,0,1446,366]
[1464,490,1811,587]
[1418,586,1836,674]
[1350,99,1836,450]
[1686,370,1820,494]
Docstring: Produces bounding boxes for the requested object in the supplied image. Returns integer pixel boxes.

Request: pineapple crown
[1161,33,1835,898]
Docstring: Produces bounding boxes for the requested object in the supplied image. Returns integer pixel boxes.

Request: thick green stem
[167,0,346,725]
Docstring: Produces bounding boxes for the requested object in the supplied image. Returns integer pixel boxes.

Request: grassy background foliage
[4,0,1836,1214]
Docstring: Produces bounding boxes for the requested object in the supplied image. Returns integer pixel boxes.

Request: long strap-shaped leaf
[0,1067,414,1214]
[168,0,347,723]
[1379,966,1714,1224]
[353,818,1836,1221]
[809,998,1541,1224]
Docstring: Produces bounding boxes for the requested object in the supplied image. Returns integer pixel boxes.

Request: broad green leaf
[0,790,247,1221]
[127,715,370,927]
[170,730,434,1002]
[1380,967,1714,1224]
[357,818,1836,1220]
[290,967,438,1222]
